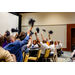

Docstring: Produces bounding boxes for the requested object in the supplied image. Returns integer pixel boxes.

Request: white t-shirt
[31,44,38,48]
[56,43,62,49]
[48,40,51,42]
[40,42,49,54]
[48,44,55,54]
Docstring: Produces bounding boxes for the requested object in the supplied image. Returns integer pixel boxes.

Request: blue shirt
[21,45,27,52]
[4,35,30,62]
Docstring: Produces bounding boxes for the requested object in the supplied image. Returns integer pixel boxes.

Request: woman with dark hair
[18,32,26,41]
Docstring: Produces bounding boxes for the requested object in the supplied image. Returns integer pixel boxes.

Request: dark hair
[42,40,47,43]
[0,34,4,46]
[50,41,54,44]
[18,32,26,41]
[5,30,10,36]
[33,40,37,45]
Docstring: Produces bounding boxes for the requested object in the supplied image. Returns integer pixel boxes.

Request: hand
[35,32,37,35]
[16,33,18,36]
[30,36,32,39]
[27,30,30,36]
[41,33,42,36]
[27,39,31,48]
[4,33,7,38]
[30,25,34,31]
[48,34,50,37]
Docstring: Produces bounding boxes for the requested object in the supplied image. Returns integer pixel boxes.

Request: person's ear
[12,39,14,42]
[6,41,8,44]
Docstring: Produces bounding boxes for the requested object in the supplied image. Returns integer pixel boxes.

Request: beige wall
[22,25,67,48]
[21,12,75,48]
[0,12,19,36]
[21,12,75,26]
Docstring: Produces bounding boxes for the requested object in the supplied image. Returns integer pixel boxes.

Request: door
[71,28,75,52]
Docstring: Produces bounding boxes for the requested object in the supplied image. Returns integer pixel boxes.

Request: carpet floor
[58,51,72,62]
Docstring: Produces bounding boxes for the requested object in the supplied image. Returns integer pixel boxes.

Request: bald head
[0,34,4,46]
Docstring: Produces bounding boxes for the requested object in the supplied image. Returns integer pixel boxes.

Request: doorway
[71,28,75,52]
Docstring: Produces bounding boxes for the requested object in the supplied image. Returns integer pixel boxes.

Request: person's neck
[8,42,12,44]
[34,44,36,45]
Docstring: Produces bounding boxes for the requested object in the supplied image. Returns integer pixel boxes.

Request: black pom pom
[42,29,46,32]
[11,28,19,33]
[29,19,36,27]
[36,27,40,33]
[48,30,53,34]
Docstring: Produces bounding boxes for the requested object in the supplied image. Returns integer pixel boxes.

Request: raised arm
[35,32,40,43]
[21,37,32,52]
[19,30,30,47]
[48,34,51,40]
[27,37,32,48]
[14,33,18,40]
[30,26,33,31]
[41,33,44,40]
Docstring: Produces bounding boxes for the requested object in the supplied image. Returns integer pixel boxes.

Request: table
[29,48,41,56]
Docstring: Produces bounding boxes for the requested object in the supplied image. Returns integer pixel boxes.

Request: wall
[20,12,75,48]
[0,12,19,36]
[22,25,67,48]
[21,12,75,26]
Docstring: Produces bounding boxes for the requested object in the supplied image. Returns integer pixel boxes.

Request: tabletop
[29,48,41,51]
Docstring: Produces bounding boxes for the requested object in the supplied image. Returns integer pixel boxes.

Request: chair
[49,48,58,62]
[22,52,25,62]
[42,49,51,62]
[28,49,41,62]
[57,47,63,57]
[48,53,54,62]
[24,53,29,62]
[22,52,29,62]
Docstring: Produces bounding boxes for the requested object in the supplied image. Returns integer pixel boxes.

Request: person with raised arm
[41,33,49,46]
[35,32,49,56]
[4,30,31,62]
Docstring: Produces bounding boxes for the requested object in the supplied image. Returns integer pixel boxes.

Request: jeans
[49,53,53,56]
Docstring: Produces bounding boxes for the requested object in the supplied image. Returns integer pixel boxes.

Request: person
[70,50,75,62]
[35,32,49,61]
[2,30,10,48]
[4,30,30,62]
[0,34,14,62]
[36,40,40,48]
[48,34,51,42]
[56,41,63,55]
[48,41,58,62]
[21,36,32,54]
[56,41,62,49]
[41,33,49,46]
[31,40,38,48]
[18,32,26,41]
[49,41,55,56]
[54,41,58,48]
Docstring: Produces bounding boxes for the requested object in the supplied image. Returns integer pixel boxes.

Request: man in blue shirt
[4,30,30,62]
